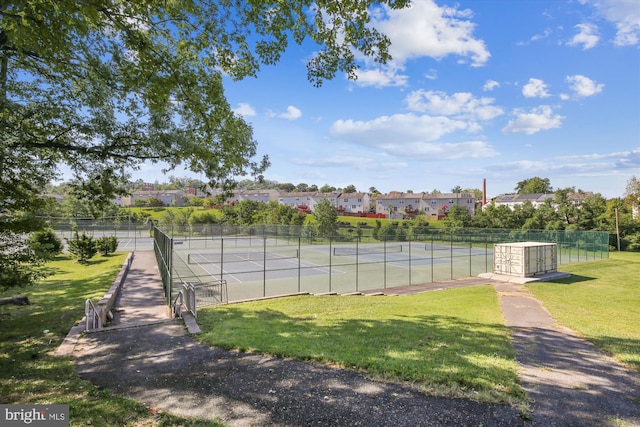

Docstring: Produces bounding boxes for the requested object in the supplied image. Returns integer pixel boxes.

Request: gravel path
[68,252,640,426]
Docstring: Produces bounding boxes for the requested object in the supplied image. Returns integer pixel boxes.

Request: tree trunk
[0,295,31,306]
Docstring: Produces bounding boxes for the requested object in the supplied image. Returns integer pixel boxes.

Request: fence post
[329,237,332,293]
[297,237,301,293]
[355,239,359,292]
[263,237,267,297]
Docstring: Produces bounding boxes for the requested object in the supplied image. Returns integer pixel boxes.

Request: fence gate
[182,280,228,318]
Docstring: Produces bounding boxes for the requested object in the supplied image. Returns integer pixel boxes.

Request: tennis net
[333,245,403,256]
[187,249,300,264]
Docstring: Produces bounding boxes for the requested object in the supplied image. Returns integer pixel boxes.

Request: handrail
[84,299,102,331]
[171,291,184,318]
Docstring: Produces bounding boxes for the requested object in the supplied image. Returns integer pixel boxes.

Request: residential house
[421,192,476,219]
[278,192,317,213]
[121,190,186,207]
[375,192,425,219]
[336,192,371,215]
[376,192,476,219]
[490,192,593,210]
[227,189,280,205]
[277,191,342,213]
[308,192,341,211]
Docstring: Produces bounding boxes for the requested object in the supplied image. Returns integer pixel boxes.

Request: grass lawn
[196,286,526,406]
[0,254,219,427]
[527,251,640,372]
[196,251,640,408]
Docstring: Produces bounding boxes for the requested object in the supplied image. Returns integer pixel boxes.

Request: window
[351,205,357,209]
[344,198,348,202]
[357,198,362,202]
[431,200,437,204]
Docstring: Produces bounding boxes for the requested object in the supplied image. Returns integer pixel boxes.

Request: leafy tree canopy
[313,198,338,237]
[625,176,640,207]
[1,0,409,219]
[514,177,553,194]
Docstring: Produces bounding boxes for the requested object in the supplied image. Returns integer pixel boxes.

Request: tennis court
[156,227,609,304]
[169,239,495,302]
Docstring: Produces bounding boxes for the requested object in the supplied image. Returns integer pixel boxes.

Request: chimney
[482,178,487,206]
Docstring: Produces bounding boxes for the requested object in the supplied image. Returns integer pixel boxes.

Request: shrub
[66,230,97,263]
[28,228,63,260]
[1,231,47,290]
[96,236,119,256]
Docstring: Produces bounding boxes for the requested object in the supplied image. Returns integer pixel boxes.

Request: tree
[28,228,63,260]
[96,236,119,256]
[515,177,553,194]
[343,185,357,194]
[146,196,164,208]
[463,188,483,200]
[1,0,409,287]
[313,199,338,238]
[319,184,337,193]
[296,183,310,192]
[443,205,472,228]
[451,186,462,193]
[66,231,97,263]
[278,183,296,193]
[625,176,640,211]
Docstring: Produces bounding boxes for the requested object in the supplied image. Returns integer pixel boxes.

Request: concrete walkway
[110,250,171,328]
[495,282,640,426]
[68,252,640,426]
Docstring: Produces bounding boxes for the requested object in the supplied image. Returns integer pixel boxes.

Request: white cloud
[522,78,551,98]
[490,148,640,178]
[292,156,375,169]
[376,0,490,66]
[356,0,490,88]
[232,102,256,117]
[567,23,600,49]
[483,80,500,91]
[329,113,497,160]
[354,66,409,88]
[531,28,554,42]
[331,113,468,144]
[382,140,497,160]
[278,105,302,120]
[404,90,504,121]
[565,75,604,97]
[556,147,640,169]
[585,0,640,46]
[502,105,565,135]
[424,69,438,80]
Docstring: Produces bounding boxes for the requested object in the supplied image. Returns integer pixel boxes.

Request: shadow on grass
[72,321,528,427]
[197,307,523,403]
[551,274,596,284]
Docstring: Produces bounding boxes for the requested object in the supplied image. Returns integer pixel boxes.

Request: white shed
[493,242,557,277]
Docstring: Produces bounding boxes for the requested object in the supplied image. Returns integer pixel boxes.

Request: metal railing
[180,280,228,318]
[84,299,102,331]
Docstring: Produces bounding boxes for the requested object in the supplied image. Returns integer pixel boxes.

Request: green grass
[526,251,640,372]
[196,286,525,405]
[0,254,221,427]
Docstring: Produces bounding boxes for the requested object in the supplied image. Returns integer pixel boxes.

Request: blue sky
[137,0,639,198]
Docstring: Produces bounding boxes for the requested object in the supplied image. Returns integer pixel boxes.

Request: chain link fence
[154,224,609,306]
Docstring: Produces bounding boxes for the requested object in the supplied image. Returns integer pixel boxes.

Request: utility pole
[615,207,621,251]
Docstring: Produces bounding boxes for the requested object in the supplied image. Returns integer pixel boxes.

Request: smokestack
[482,178,487,206]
